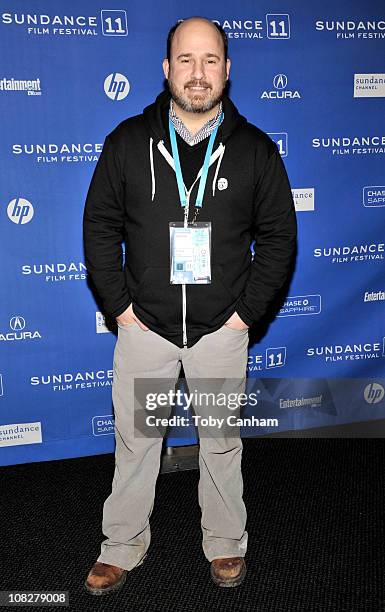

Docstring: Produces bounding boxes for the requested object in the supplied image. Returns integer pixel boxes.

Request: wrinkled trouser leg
[97,324,181,571]
[182,326,249,561]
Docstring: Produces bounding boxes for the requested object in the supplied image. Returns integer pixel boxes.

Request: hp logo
[104,73,130,101]
[364,383,384,405]
[10,316,26,331]
[273,74,288,89]
[7,198,34,224]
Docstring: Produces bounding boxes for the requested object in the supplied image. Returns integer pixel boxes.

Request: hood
[143,89,247,204]
[143,89,247,145]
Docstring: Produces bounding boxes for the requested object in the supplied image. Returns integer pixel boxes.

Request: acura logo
[273,74,288,89]
[10,316,26,331]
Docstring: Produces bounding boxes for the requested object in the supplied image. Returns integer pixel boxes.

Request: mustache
[185,81,211,88]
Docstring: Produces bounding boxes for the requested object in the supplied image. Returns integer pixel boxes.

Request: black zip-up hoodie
[83,90,297,348]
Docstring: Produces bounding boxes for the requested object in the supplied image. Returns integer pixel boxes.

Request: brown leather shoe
[210,557,246,587]
[84,562,127,596]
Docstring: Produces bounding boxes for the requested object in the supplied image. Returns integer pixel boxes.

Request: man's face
[163,20,230,114]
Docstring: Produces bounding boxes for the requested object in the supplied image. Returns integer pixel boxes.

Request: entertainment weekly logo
[315,19,385,40]
[0,77,42,95]
[12,143,102,164]
[1,10,128,37]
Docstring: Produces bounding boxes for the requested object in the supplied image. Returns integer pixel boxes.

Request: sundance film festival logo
[315,20,385,40]
[1,10,128,37]
[0,316,42,342]
[0,77,41,95]
[30,369,113,392]
[212,14,290,40]
[307,337,385,364]
[313,242,384,264]
[364,383,385,404]
[12,142,102,164]
[21,261,87,282]
[312,135,385,156]
[104,73,130,100]
[7,198,34,224]
[261,74,301,100]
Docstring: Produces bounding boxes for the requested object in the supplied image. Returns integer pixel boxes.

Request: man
[83,16,297,594]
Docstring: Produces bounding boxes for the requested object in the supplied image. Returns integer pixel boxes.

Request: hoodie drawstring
[212,143,225,198]
[149,137,155,201]
[151,139,226,203]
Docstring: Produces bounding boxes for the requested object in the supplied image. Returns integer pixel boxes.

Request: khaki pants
[97,323,249,571]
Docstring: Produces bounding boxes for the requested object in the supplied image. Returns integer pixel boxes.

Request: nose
[191,60,205,81]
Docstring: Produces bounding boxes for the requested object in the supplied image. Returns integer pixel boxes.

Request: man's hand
[116,303,149,331]
[224,311,249,331]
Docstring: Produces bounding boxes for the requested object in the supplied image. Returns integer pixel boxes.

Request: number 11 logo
[266,14,290,39]
[101,10,128,36]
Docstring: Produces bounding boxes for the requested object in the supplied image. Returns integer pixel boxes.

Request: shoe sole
[210,562,247,588]
[84,553,147,596]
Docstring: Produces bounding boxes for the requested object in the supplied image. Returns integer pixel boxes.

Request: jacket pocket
[186,264,237,328]
[132,266,181,328]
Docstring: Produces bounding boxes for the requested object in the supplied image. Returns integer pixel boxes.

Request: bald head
[166,17,228,62]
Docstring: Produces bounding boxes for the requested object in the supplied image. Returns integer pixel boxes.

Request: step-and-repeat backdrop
[1,1,384,465]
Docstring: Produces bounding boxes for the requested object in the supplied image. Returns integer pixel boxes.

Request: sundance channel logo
[1,9,128,37]
[292,188,314,212]
[354,74,385,98]
[0,422,42,447]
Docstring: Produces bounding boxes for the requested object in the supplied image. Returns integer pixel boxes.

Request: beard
[168,76,227,114]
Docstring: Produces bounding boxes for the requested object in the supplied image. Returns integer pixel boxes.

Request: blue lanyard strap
[168,113,224,208]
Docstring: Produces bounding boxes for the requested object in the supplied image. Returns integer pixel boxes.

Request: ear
[225,58,231,81]
[162,58,169,80]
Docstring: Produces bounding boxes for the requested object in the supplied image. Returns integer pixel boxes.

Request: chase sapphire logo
[363,186,385,207]
[92,415,115,435]
[278,295,322,317]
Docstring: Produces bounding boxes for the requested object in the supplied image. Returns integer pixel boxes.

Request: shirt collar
[169,99,223,146]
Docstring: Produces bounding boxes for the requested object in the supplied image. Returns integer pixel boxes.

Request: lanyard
[168,113,223,208]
